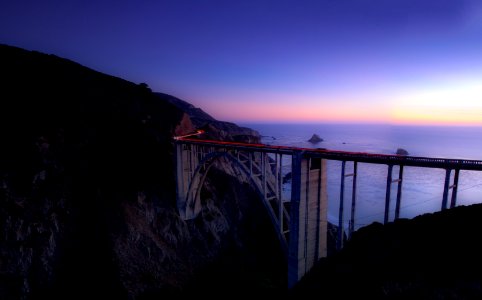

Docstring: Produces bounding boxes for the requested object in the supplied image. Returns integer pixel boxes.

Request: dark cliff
[0,44,282,299]
[159,92,261,143]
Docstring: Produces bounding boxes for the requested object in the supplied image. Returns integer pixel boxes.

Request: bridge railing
[176,137,482,245]
[178,137,482,170]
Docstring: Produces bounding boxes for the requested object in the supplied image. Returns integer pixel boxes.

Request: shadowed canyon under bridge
[174,137,482,288]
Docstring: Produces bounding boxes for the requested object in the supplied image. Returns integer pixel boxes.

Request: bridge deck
[177,138,482,171]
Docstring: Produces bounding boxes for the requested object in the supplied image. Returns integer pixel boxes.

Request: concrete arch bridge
[174,137,482,287]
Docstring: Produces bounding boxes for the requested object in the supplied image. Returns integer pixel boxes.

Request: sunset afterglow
[2,0,482,126]
[392,79,482,125]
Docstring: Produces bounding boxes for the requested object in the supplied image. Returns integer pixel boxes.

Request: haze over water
[244,123,482,228]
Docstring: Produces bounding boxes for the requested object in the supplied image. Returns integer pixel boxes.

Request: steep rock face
[0,44,278,299]
[0,44,185,299]
[0,167,69,298]
[174,113,196,137]
[112,170,286,296]
[199,122,261,143]
[158,93,261,143]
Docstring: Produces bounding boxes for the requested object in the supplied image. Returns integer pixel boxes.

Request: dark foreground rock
[0,44,277,299]
[294,204,482,298]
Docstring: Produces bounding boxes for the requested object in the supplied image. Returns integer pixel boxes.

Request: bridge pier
[338,161,358,248]
[394,165,404,220]
[175,143,189,219]
[450,169,460,208]
[384,165,405,223]
[442,168,460,210]
[442,169,452,210]
[338,161,346,250]
[176,143,212,219]
[288,152,328,288]
[384,165,394,224]
[349,161,358,237]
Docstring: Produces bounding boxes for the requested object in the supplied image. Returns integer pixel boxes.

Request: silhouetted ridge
[156,92,216,123]
[0,43,279,299]
[158,92,261,143]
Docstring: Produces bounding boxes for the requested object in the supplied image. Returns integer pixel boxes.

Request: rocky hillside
[159,92,261,143]
[0,44,282,299]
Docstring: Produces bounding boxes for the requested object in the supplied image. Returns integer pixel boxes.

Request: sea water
[241,123,482,229]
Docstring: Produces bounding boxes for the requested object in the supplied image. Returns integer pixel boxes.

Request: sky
[1,0,482,125]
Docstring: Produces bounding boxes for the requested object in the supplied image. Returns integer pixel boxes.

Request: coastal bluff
[0,44,276,299]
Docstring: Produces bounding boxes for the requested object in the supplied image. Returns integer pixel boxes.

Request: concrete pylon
[175,143,203,219]
[288,151,328,288]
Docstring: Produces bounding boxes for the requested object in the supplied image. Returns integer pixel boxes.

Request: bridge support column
[175,142,189,219]
[442,168,460,210]
[394,165,404,220]
[338,161,346,250]
[450,169,460,208]
[288,152,328,288]
[349,161,358,238]
[384,165,394,224]
[442,168,452,210]
[175,142,203,219]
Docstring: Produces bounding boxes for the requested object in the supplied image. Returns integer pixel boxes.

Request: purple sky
[2,0,482,124]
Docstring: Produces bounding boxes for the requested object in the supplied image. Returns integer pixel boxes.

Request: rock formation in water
[308,134,323,143]
[0,44,279,299]
[396,148,409,155]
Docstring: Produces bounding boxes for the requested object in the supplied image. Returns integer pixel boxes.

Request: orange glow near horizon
[191,78,482,126]
[391,110,482,126]
[204,100,391,123]
[202,100,482,126]
[391,80,482,126]
[195,91,391,124]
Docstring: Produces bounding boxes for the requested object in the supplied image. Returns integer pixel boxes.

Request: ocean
[241,123,482,229]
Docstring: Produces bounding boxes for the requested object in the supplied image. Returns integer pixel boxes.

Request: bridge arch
[182,150,286,250]
[175,140,328,287]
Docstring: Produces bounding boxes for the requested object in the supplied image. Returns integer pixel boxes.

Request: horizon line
[234,121,482,127]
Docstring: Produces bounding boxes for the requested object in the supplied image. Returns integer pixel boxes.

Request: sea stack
[308,134,323,143]
[396,148,409,155]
